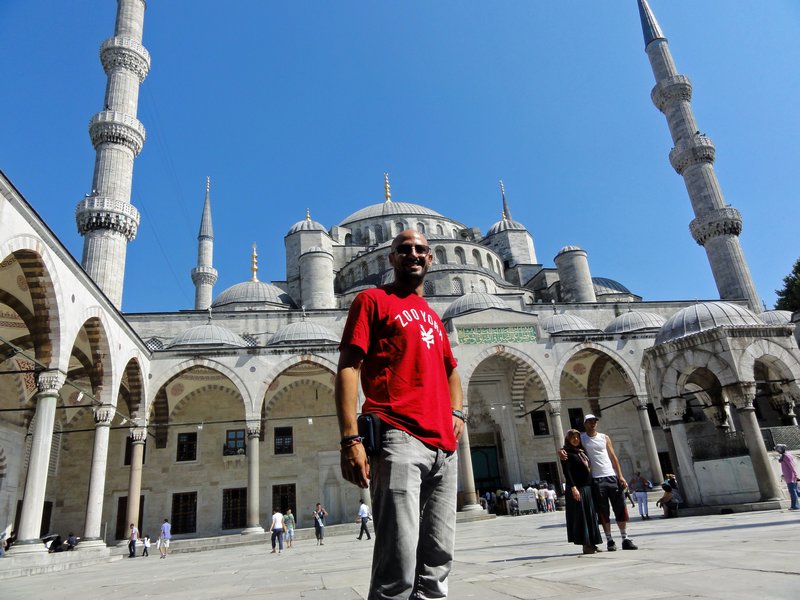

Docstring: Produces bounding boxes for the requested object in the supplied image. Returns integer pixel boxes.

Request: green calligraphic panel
[459,326,537,345]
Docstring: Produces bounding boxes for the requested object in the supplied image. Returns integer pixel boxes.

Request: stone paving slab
[2,508,799,599]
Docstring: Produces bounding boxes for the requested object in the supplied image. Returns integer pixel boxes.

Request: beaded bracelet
[340,435,363,448]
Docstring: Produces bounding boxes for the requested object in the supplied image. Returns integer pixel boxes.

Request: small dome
[604,311,666,334]
[557,245,584,256]
[442,292,510,320]
[212,281,295,309]
[593,277,632,296]
[340,202,443,226]
[486,218,526,236]
[759,310,792,326]
[267,321,339,346]
[167,324,247,349]
[287,218,327,235]
[655,301,763,345]
[540,313,601,334]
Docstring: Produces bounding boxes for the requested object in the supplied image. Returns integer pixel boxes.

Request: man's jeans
[787,481,799,509]
[369,428,458,600]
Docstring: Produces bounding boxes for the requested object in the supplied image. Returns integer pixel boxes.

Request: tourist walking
[270,509,285,554]
[158,518,171,558]
[284,509,296,548]
[142,534,150,557]
[356,499,372,540]
[629,472,651,519]
[128,523,139,558]
[775,444,799,510]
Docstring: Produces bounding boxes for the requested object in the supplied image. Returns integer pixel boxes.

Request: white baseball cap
[584,414,599,422]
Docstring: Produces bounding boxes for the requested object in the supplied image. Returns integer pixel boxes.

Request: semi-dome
[486,218,526,236]
[212,280,295,309]
[593,277,632,296]
[604,311,666,334]
[442,291,510,320]
[540,313,601,334]
[267,321,339,346]
[166,324,247,349]
[655,301,763,345]
[759,310,792,326]
[340,202,444,226]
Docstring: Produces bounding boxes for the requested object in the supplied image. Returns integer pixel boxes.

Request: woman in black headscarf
[562,429,603,554]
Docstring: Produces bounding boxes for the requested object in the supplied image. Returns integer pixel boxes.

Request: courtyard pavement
[3,507,799,599]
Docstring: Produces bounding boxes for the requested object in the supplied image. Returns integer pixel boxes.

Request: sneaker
[622,538,638,550]
[606,539,616,552]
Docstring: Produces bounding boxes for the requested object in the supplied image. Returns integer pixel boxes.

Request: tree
[775,258,800,312]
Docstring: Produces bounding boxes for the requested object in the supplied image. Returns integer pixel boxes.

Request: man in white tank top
[569,414,638,551]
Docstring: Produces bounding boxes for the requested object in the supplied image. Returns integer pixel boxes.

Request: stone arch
[738,339,800,384]
[660,350,738,403]
[0,239,64,369]
[434,246,447,265]
[172,384,244,419]
[69,310,115,403]
[255,354,337,412]
[460,345,554,403]
[554,342,643,400]
[262,377,333,419]
[119,357,146,420]
[150,357,252,413]
[454,247,466,265]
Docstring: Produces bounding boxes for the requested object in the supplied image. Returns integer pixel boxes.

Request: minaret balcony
[191,266,219,286]
[100,36,151,82]
[76,195,140,240]
[689,207,743,246]
[89,111,146,155]
[669,134,715,174]
[651,74,692,112]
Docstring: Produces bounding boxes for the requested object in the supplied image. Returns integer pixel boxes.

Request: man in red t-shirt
[336,229,464,600]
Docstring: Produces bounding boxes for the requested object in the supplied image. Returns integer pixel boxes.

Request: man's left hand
[453,416,464,440]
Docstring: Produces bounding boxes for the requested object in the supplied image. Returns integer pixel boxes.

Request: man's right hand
[340,443,370,488]
[558,448,568,461]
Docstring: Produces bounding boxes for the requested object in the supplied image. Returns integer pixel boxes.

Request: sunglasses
[393,243,431,256]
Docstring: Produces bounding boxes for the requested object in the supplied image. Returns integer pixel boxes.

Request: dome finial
[384,172,392,203]
[500,179,512,221]
[206,176,210,193]
[207,306,213,324]
[305,208,311,221]
[251,243,259,282]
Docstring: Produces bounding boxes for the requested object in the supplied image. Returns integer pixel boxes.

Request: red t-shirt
[340,286,458,452]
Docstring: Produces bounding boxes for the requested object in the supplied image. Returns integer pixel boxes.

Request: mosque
[1,0,798,556]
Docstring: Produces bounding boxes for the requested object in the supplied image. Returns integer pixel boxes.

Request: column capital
[246,420,261,438]
[662,398,686,424]
[634,395,650,410]
[723,382,757,410]
[704,405,730,429]
[93,404,115,426]
[545,400,562,417]
[36,370,65,395]
[129,426,148,443]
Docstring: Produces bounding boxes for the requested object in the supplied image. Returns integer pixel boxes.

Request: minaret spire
[384,172,392,203]
[251,244,259,282]
[191,177,218,310]
[75,0,150,308]
[641,1,759,311]
[500,179,512,221]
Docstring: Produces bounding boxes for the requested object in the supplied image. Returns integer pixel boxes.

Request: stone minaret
[75,0,149,308]
[638,0,759,311]
[191,177,218,310]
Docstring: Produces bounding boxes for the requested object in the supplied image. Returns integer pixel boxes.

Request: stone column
[456,423,483,511]
[772,384,798,427]
[13,371,64,551]
[125,426,147,530]
[663,400,702,506]
[724,403,737,432]
[636,397,663,484]
[242,421,264,533]
[725,382,781,501]
[82,404,115,546]
[656,408,679,482]
[546,401,566,485]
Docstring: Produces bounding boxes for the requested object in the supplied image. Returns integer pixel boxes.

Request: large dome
[442,292,510,320]
[655,301,763,345]
[212,281,295,309]
[340,202,443,226]
[604,311,666,334]
[166,324,247,349]
[540,313,601,334]
[267,321,339,346]
[759,310,792,326]
[593,277,632,296]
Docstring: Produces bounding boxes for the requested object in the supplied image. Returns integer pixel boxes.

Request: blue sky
[1,1,798,313]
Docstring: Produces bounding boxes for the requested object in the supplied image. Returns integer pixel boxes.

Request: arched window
[375,224,383,242]
[479,279,488,292]
[377,255,386,273]
[361,263,369,280]
[486,252,494,271]
[423,280,435,296]
[435,247,446,264]
[396,222,405,235]
[344,233,352,245]
[452,277,464,295]
[417,222,426,233]
[472,249,483,267]
[452,228,459,239]
[455,247,466,265]
[435,224,444,235]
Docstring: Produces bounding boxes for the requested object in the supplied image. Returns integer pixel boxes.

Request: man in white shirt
[578,414,637,551]
[357,499,372,540]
